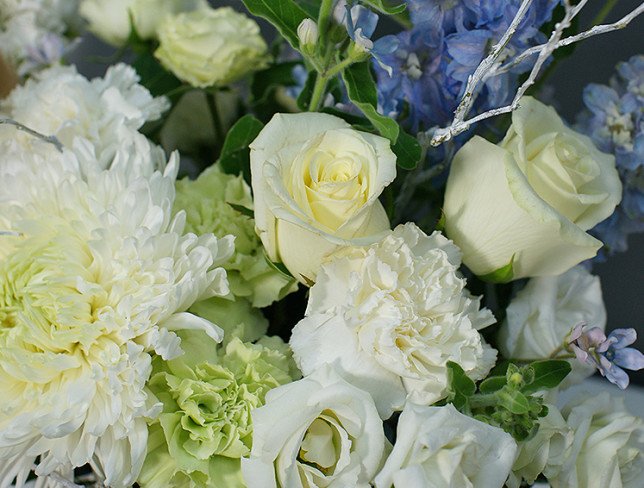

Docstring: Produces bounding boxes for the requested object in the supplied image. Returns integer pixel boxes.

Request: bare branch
[428,0,643,147]
[0,117,64,152]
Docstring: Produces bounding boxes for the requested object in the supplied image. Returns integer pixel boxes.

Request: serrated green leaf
[522,360,572,395]
[480,255,515,283]
[218,115,265,180]
[479,376,506,393]
[391,129,422,169]
[497,389,530,415]
[343,62,399,143]
[241,0,309,49]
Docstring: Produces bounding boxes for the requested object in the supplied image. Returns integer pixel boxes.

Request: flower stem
[592,0,619,26]
[308,72,329,111]
[206,91,224,157]
[317,0,335,46]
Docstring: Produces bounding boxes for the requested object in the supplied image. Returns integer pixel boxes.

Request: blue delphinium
[568,324,644,389]
[576,55,643,259]
[375,0,560,132]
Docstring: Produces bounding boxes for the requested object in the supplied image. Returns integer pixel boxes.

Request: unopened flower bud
[297,19,319,51]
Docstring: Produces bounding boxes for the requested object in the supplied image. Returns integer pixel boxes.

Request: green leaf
[241,0,309,49]
[228,203,254,218]
[263,250,295,280]
[360,0,406,15]
[479,255,515,283]
[435,211,446,232]
[391,130,422,169]
[218,115,265,180]
[132,52,182,98]
[342,62,399,143]
[479,376,506,393]
[297,70,317,111]
[497,389,530,415]
[522,360,572,395]
[446,361,475,409]
[321,107,372,126]
[251,61,299,104]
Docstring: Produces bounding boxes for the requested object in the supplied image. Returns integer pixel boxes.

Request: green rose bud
[155,6,270,88]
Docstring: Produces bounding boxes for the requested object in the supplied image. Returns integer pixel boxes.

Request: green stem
[592,0,619,26]
[207,91,225,158]
[468,393,499,409]
[326,56,357,78]
[317,0,335,46]
[308,72,329,111]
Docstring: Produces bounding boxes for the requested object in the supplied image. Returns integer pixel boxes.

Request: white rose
[374,403,517,488]
[79,0,206,46]
[241,365,386,488]
[250,112,396,283]
[498,266,606,386]
[155,7,269,88]
[290,223,496,417]
[548,393,644,488]
[508,405,573,488]
[443,96,622,280]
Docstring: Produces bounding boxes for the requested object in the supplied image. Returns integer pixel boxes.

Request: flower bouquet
[0,1,643,487]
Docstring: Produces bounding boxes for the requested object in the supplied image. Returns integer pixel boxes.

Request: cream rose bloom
[498,265,606,386]
[250,112,397,283]
[79,0,207,46]
[374,403,517,488]
[548,393,643,488]
[241,366,386,488]
[155,7,269,88]
[290,223,496,418]
[443,96,622,280]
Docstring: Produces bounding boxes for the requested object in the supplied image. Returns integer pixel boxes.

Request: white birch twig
[0,117,64,152]
[429,0,644,147]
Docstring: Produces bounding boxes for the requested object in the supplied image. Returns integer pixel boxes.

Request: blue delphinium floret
[375,0,560,132]
[568,324,644,389]
[576,55,644,259]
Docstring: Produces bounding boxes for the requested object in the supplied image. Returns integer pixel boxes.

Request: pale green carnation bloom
[174,164,297,307]
[155,6,269,88]
[138,335,298,488]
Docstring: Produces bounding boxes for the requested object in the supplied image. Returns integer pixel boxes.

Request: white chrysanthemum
[0,137,234,488]
[290,223,496,418]
[1,63,168,165]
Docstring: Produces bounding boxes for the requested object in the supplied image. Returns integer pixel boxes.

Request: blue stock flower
[375,0,560,133]
[569,325,644,389]
[576,55,644,260]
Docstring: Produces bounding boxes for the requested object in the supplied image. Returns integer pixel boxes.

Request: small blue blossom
[576,55,644,260]
[341,4,399,75]
[568,324,644,389]
[375,0,560,132]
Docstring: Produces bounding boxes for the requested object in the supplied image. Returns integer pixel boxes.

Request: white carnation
[498,265,606,386]
[0,137,233,487]
[374,403,517,488]
[242,365,386,488]
[290,223,496,418]
[0,0,80,75]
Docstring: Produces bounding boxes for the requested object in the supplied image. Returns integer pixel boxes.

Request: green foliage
[391,130,422,170]
[251,62,299,104]
[360,0,406,15]
[445,360,571,441]
[218,115,265,182]
[479,255,515,284]
[343,62,400,143]
[241,0,309,49]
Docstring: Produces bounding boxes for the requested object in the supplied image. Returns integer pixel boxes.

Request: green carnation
[138,335,298,488]
[174,164,297,307]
